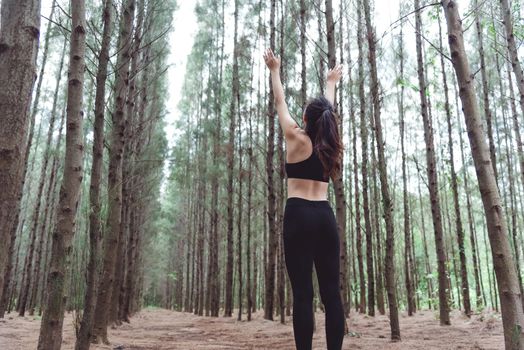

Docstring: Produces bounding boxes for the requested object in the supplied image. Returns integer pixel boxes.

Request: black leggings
[283,197,345,350]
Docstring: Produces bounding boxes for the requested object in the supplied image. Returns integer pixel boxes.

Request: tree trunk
[115,0,144,322]
[264,0,277,321]
[0,0,56,318]
[247,91,254,321]
[415,0,450,325]
[324,0,349,323]
[194,85,205,317]
[27,43,66,315]
[38,111,64,318]
[277,0,286,324]
[92,0,135,343]
[0,0,42,298]
[19,34,66,317]
[339,0,351,317]
[398,23,415,316]
[237,63,244,321]
[208,0,224,318]
[455,78,484,308]
[225,0,239,318]
[356,0,366,314]
[362,0,400,340]
[315,0,325,95]
[300,0,307,109]
[503,73,524,312]
[502,8,524,285]
[500,0,524,131]
[359,35,375,318]
[123,5,148,322]
[344,7,355,314]
[436,9,471,317]
[442,1,524,348]
[371,142,385,315]
[36,0,86,347]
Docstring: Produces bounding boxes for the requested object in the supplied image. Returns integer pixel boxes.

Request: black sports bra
[285,147,330,183]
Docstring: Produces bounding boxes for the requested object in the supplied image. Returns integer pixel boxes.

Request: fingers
[263,48,269,60]
[332,64,343,72]
[263,48,280,72]
[329,64,343,77]
[263,48,276,61]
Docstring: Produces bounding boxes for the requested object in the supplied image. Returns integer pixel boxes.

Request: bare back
[285,129,329,200]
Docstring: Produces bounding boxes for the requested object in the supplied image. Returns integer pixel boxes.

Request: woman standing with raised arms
[263,48,345,350]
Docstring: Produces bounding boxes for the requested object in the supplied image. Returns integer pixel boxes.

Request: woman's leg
[283,205,314,350]
[314,208,345,350]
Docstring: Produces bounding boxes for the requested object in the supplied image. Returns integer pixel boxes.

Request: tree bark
[0,0,42,298]
[264,0,277,321]
[208,0,224,318]
[359,36,375,317]
[356,0,366,314]
[300,0,307,109]
[36,0,86,347]
[122,3,148,321]
[503,70,524,312]
[415,0,450,325]
[27,40,66,315]
[92,0,135,343]
[18,35,66,317]
[247,82,254,321]
[37,110,64,318]
[363,0,400,340]
[455,78,484,308]
[324,0,349,322]
[225,0,239,318]
[500,0,524,131]
[344,7,355,314]
[338,0,351,317]
[442,1,524,348]
[277,0,286,324]
[75,1,113,347]
[437,9,471,317]
[315,0,325,95]
[398,23,415,316]
[237,79,244,320]
[500,4,524,275]
[0,0,56,318]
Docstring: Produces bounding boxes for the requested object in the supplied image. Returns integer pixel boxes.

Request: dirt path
[0,307,503,349]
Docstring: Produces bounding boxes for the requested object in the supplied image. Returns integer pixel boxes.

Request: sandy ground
[0,307,503,349]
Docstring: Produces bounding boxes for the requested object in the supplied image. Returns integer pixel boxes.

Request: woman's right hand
[327,64,343,84]
[263,48,280,72]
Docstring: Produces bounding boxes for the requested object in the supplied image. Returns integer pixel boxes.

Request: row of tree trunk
[0,0,173,349]
[161,1,524,349]
[1,0,524,349]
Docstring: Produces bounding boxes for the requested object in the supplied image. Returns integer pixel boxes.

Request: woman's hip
[285,196,331,209]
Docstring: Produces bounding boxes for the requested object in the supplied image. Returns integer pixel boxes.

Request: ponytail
[304,96,344,180]
[313,107,344,180]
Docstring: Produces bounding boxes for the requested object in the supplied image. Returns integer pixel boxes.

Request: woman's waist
[287,179,328,200]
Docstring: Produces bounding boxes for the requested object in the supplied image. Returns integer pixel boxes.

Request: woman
[263,48,345,350]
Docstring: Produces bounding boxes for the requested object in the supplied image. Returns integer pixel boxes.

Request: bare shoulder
[287,127,308,146]
[285,128,312,161]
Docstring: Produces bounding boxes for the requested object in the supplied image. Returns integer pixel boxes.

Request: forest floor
[0,307,503,349]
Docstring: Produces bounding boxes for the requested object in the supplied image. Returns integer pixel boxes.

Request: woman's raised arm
[263,48,300,140]
[326,64,343,105]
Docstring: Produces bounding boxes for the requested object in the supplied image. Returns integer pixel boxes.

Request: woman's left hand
[327,64,343,84]
[263,48,280,72]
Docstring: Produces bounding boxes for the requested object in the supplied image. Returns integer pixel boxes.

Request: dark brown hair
[304,96,344,180]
